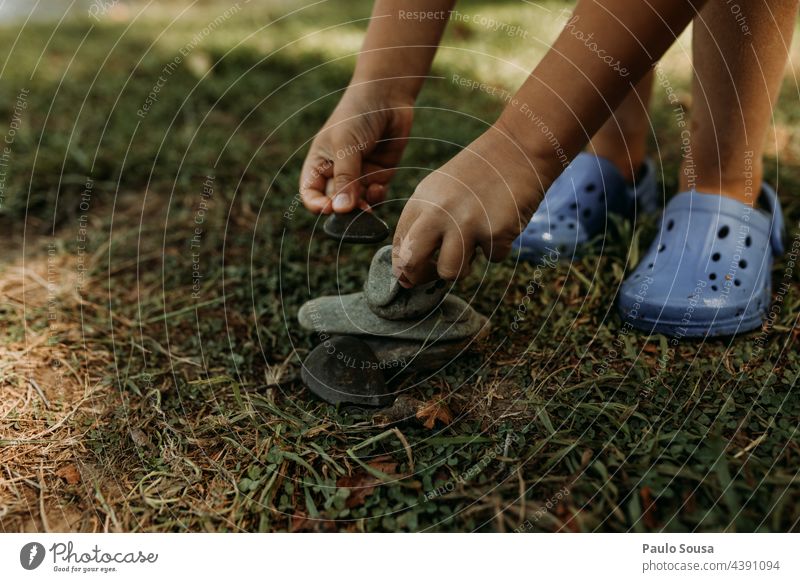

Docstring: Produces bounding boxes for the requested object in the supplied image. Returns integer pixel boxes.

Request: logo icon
[20,542,46,570]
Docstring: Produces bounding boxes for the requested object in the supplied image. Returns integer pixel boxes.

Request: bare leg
[587,70,654,183]
[686,0,798,204]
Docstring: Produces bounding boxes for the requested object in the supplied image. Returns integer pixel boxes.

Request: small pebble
[363,245,401,307]
[364,246,448,320]
[323,209,389,244]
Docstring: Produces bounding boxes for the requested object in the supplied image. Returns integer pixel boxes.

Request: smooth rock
[323,209,389,244]
[363,245,401,307]
[300,335,393,407]
[298,292,489,341]
[363,245,449,320]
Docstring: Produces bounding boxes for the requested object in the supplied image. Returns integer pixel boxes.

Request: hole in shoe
[712,252,721,262]
[586,183,596,192]
[739,259,747,269]
[718,225,730,239]
[658,244,666,253]
[711,284,718,291]
[734,279,741,287]
[745,235,752,247]
[583,208,591,219]
[667,219,674,231]
[709,273,716,280]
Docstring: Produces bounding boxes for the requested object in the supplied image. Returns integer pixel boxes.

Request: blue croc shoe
[618,184,785,338]
[512,153,658,261]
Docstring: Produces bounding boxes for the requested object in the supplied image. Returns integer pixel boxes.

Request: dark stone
[323,209,389,244]
[300,335,393,407]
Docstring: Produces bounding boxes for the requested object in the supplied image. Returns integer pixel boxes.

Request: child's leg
[586,70,654,183]
[686,0,798,203]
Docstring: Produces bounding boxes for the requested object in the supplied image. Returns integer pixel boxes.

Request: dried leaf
[337,473,378,508]
[56,464,80,485]
[336,458,398,508]
[129,427,150,448]
[290,511,311,533]
[640,486,658,529]
[416,395,453,429]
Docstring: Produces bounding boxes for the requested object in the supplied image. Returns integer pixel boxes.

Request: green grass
[0,0,798,532]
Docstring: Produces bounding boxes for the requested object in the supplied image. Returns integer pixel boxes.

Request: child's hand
[300,86,414,214]
[391,125,546,286]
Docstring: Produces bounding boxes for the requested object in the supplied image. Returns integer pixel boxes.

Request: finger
[478,236,513,263]
[327,179,371,210]
[437,230,474,281]
[300,155,334,214]
[331,141,363,213]
[365,183,386,206]
[392,216,441,287]
[361,162,397,188]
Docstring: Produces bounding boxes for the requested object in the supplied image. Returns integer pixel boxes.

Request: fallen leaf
[336,458,399,508]
[337,473,378,508]
[129,427,150,449]
[367,456,398,476]
[56,464,80,485]
[554,502,580,532]
[290,511,312,532]
[640,486,658,529]
[416,395,453,429]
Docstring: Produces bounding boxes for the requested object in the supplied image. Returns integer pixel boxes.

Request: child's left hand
[391,124,547,287]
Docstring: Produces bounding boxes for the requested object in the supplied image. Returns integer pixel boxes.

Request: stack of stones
[298,210,489,406]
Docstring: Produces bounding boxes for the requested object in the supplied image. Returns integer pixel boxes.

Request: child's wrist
[347,74,418,105]
[494,107,565,191]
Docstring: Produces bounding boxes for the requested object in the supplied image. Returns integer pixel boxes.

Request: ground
[0,0,799,532]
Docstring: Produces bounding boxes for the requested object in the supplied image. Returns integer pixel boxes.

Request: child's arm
[300,0,455,214]
[352,0,455,100]
[392,0,705,286]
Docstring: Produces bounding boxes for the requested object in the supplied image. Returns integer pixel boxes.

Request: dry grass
[0,244,112,531]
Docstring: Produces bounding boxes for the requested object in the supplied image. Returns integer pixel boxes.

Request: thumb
[331,147,363,213]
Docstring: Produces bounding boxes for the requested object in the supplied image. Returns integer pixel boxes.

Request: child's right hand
[300,86,414,214]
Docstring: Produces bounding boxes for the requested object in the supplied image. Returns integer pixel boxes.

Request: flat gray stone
[323,209,389,244]
[300,335,392,407]
[298,292,489,342]
[363,245,449,320]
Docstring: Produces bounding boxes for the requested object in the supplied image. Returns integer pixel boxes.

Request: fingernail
[332,193,350,212]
